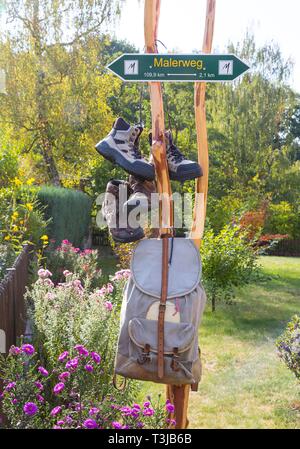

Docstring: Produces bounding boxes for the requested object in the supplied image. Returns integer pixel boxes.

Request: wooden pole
[190,0,216,248]
[144,0,188,429]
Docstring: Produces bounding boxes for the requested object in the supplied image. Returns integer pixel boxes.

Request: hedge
[37,186,92,248]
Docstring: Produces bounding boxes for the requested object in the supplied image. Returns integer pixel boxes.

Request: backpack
[114,237,206,387]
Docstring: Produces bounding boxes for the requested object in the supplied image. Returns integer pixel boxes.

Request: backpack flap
[128,317,195,355]
[131,238,201,299]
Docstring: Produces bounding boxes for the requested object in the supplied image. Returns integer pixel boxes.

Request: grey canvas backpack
[114,237,206,387]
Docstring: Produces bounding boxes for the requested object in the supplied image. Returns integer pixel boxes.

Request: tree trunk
[212,293,216,312]
[32,0,61,186]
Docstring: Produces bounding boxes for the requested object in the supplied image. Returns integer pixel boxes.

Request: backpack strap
[157,236,169,379]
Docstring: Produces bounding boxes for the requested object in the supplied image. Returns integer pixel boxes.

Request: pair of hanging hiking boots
[95,117,203,243]
[96,117,202,182]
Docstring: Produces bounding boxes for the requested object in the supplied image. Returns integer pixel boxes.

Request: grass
[139,256,300,429]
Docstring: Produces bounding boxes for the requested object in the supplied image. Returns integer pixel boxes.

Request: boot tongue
[113,117,130,131]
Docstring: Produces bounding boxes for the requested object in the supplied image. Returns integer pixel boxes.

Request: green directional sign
[107,53,250,83]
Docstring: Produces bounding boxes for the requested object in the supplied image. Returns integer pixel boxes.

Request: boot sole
[96,141,155,181]
[110,229,145,244]
[169,166,203,182]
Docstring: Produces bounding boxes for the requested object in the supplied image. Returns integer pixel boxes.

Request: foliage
[37,186,92,247]
[201,224,260,311]
[0,182,49,252]
[0,243,16,281]
[277,315,300,381]
[264,201,300,238]
[0,343,173,429]
[44,239,102,289]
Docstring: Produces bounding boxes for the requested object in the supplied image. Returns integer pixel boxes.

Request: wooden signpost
[107,0,247,429]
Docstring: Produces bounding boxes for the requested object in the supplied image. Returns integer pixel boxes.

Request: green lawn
[139,256,300,429]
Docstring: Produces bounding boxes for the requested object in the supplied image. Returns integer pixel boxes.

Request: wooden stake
[190,0,216,248]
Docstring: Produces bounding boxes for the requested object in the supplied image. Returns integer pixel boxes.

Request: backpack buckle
[137,344,151,365]
[170,347,180,372]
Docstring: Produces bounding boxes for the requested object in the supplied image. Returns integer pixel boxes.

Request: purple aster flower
[120,406,132,416]
[84,364,93,373]
[89,407,99,416]
[38,366,49,377]
[83,419,98,429]
[104,301,113,311]
[132,403,141,410]
[57,420,65,426]
[137,421,144,428]
[12,398,18,405]
[51,406,62,417]
[53,425,62,430]
[53,382,65,395]
[90,352,101,364]
[166,402,175,413]
[65,357,79,371]
[36,394,44,403]
[112,421,123,429]
[65,415,73,424]
[23,402,38,416]
[5,382,16,391]
[58,351,69,362]
[21,344,35,355]
[58,371,70,382]
[34,381,44,391]
[130,409,140,419]
[143,401,151,408]
[143,408,154,416]
[74,345,89,356]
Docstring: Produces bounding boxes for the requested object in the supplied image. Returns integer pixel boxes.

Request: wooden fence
[0,245,32,355]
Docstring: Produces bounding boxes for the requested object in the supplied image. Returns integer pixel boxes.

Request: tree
[0,0,121,185]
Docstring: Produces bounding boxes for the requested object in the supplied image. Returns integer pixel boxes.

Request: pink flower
[63,270,72,277]
[12,398,18,405]
[9,346,21,355]
[143,401,150,408]
[83,419,97,429]
[91,352,101,364]
[104,301,113,311]
[37,268,52,279]
[50,406,62,417]
[89,407,99,416]
[84,364,93,373]
[58,351,69,362]
[74,345,89,356]
[62,239,70,245]
[47,292,55,300]
[112,421,123,429]
[21,344,35,355]
[36,394,44,403]
[96,287,106,297]
[38,366,49,377]
[53,382,65,395]
[120,406,131,416]
[106,283,114,293]
[73,279,83,290]
[23,402,38,416]
[43,278,54,287]
[58,371,70,382]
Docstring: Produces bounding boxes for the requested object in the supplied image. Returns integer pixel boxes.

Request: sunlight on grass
[139,256,300,429]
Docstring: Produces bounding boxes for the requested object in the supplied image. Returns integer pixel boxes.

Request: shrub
[201,224,260,311]
[0,343,174,429]
[276,315,300,381]
[264,201,299,238]
[25,267,133,401]
[37,187,92,248]
[44,239,102,289]
[0,183,49,252]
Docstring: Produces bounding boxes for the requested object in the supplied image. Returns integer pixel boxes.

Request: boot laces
[167,142,185,163]
[128,127,143,160]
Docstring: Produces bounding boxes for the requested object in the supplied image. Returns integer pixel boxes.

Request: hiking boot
[102,179,144,243]
[124,175,156,213]
[96,118,155,181]
[149,131,202,182]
